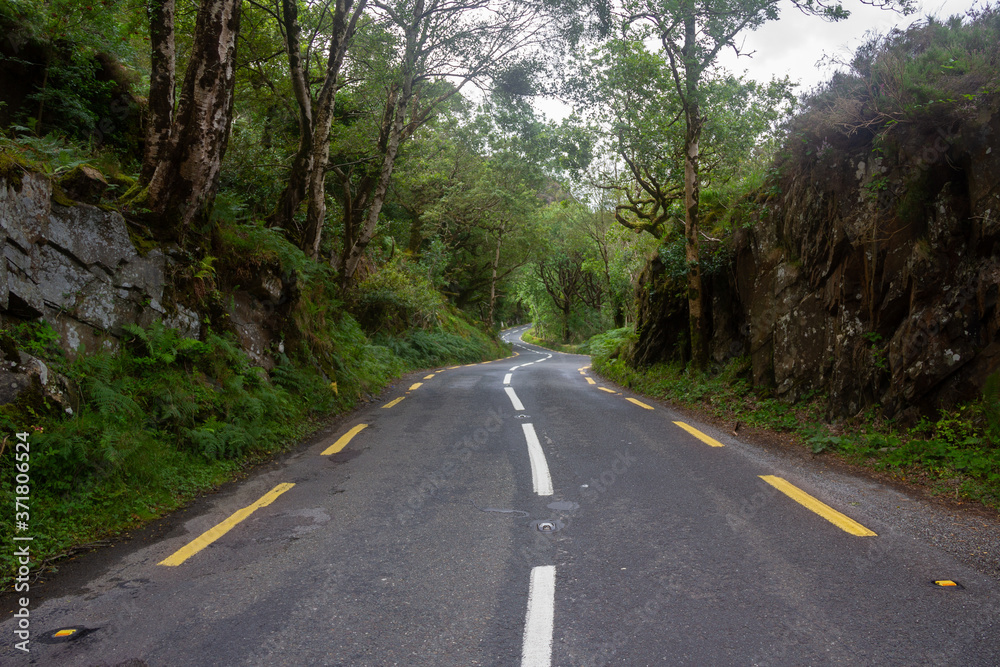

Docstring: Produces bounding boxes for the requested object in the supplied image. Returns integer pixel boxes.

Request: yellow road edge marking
[158,483,295,566]
[759,475,877,537]
[672,421,725,448]
[626,397,654,410]
[321,423,368,456]
[449,365,461,369]
[424,374,435,380]
[409,382,423,391]
[585,377,596,385]
[598,387,617,393]
[383,396,406,409]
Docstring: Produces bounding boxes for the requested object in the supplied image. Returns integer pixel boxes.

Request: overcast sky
[715,0,983,95]
[541,0,984,120]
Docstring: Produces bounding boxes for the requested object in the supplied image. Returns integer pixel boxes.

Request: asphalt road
[3,325,999,665]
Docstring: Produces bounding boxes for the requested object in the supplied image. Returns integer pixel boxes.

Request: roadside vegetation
[589,329,1000,511]
[0,225,507,584]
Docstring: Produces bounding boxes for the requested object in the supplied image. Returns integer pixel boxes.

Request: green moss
[49,183,77,207]
[126,221,159,257]
[118,181,150,210]
[0,148,34,192]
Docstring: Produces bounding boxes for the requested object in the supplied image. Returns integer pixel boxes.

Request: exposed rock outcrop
[0,171,200,354]
[631,106,1000,421]
[0,170,297,406]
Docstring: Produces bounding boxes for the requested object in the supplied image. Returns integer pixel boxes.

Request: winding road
[3,325,999,665]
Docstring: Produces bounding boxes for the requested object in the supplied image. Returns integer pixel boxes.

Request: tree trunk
[268,0,314,235]
[142,0,176,183]
[340,98,405,285]
[682,12,708,371]
[145,0,242,239]
[339,0,422,287]
[487,229,503,329]
[299,0,366,258]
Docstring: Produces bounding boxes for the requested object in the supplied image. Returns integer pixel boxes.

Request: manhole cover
[530,519,565,533]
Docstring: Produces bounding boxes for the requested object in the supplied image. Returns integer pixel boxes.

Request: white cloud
[716,0,983,94]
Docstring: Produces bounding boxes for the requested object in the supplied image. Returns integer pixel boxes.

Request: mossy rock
[0,148,34,192]
[57,164,109,204]
[50,183,77,208]
[118,181,150,210]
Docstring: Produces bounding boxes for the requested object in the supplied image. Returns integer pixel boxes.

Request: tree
[619,0,914,369]
[141,0,244,239]
[268,0,368,258]
[528,201,604,342]
[331,0,554,288]
[391,111,543,327]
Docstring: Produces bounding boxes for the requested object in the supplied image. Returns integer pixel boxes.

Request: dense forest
[1,0,998,580]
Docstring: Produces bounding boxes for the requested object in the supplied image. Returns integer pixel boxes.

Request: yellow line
[383,397,405,409]
[626,397,654,410]
[585,377,596,385]
[321,424,368,456]
[424,374,435,380]
[409,382,423,391]
[759,476,878,537]
[449,366,461,369]
[673,421,724,448]
[598,387,617,394]
[159,483,295,566]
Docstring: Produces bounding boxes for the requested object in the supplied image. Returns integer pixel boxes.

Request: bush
[351,259,445,335]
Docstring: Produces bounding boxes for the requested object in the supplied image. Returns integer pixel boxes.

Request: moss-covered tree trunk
[268,0,314,236]
[274,0,367,259]
[142,0,175,184]
[144,0,242,240]
[681,10,707,370]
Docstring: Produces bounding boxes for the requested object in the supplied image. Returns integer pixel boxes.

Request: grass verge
[0,312,507,588]
[521,328,585,354]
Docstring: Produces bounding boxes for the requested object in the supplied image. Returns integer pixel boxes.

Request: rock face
[0,171,296,378]
[631,108,1000,421]
[0,172,199,354]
